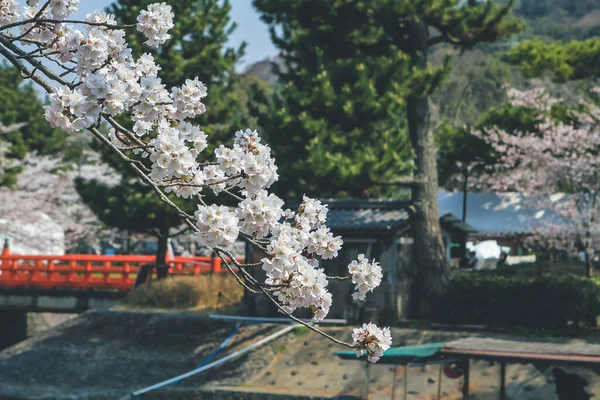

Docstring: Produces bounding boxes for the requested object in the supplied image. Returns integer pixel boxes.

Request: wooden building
[242,199,476,325]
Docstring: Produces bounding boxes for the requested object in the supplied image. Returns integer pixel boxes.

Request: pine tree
[0,63,67,187]
[76,0,248,273]
[254,0,521,315]
[251,2,414,200]
[507,37,600,82]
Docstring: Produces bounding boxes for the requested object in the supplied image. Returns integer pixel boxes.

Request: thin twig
[13,0,52,40]
[0,18,135,32]
[218,257,260,294]
[0,36,71,87]
[0,44,53,92]
[260,288,354,349]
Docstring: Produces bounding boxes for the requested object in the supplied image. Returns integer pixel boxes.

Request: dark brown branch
[0,18,135,32]
[260,287,353,348]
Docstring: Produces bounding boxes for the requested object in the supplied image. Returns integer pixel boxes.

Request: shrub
[439,272,600,330]
[494,260,587,277]
[122,275,243,309]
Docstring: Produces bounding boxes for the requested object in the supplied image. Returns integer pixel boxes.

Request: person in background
[467,251,478,269]
[496,251,508,269]
[552,367,592,400]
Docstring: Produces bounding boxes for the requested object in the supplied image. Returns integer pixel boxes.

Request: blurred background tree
[507,37,600,82]
[253,0,522,316]
[0,64,67,187]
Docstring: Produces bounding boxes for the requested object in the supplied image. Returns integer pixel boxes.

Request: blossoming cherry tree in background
[0,0,390,361]
[473,87,600,276]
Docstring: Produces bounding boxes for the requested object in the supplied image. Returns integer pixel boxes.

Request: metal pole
[403,365,408,400]
[437,364,443,400]
[462,360,470,399]
[391,366,398,400]
[120,324,300,400]
[365,361,370,400]
[462,168,468,222]
[209,314,347,325]
[500,362,506,400]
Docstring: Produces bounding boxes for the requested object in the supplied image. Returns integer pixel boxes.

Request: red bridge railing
[0,252,239,291]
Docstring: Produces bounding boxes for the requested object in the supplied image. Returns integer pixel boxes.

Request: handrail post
[2,238,10,256]
[68,260,76,283]
[123,262,131,284]
[103,261,111,285]
[48,259,56,283]
[32,259,44,284]
[212,257,222,273]
[8,255,18,282]
[84,260,92,286]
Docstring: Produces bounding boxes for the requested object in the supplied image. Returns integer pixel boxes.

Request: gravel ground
[0,310,281,399]
[0,310,599,399]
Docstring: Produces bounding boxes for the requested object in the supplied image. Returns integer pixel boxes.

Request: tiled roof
[438,191,570,235]
[325,208,410,231]
[320,199,410,232]
[286,198,479,233]
[439,213,478,234]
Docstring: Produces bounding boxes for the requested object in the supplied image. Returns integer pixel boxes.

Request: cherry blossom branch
[218,257,260,294]
[88,127,197,223]
[0,35,71,87]
[0,1,393,359]
[0,42,53,92]
[259,287,353,348]
[0,18,134,32]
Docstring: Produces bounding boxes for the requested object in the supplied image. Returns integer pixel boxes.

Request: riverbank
[0,310,599,399]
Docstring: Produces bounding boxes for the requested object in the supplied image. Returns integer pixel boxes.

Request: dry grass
[121,274,244,309]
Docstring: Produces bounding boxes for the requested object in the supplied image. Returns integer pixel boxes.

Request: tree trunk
[406,21,450,318]
[462,168,469,222]
[459,168,469,268]
[156,230,169,280]
[585,250,594,278]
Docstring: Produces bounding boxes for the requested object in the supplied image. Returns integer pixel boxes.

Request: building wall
[242,234,403,325]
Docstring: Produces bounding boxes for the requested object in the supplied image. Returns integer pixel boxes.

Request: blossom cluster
[348,254,383,301]
[352,323,393,363]
[261,197,342,322]
[21,0,80,45]
[0,0,18,26]
[149,120,206,183]
[237,190,284,239]
[0,1,391,359]
[195,204,240,248]
[136,2,174,47]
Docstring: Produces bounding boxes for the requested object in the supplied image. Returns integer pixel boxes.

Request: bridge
[0,249,240,349]
[0,250,235,313]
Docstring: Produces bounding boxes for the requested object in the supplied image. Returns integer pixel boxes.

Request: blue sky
[73,1,278,71]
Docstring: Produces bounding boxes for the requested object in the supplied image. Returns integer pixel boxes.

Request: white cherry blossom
[307,225,343,259]
[348,254,383,301]
[136,2,174,47]
[237,190,284,238]
[0,0,19,26]
[195,205,240,247]
[352,323,392,363]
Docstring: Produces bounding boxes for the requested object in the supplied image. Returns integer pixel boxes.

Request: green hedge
[493,260,588,277]
[439,272,600,330]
